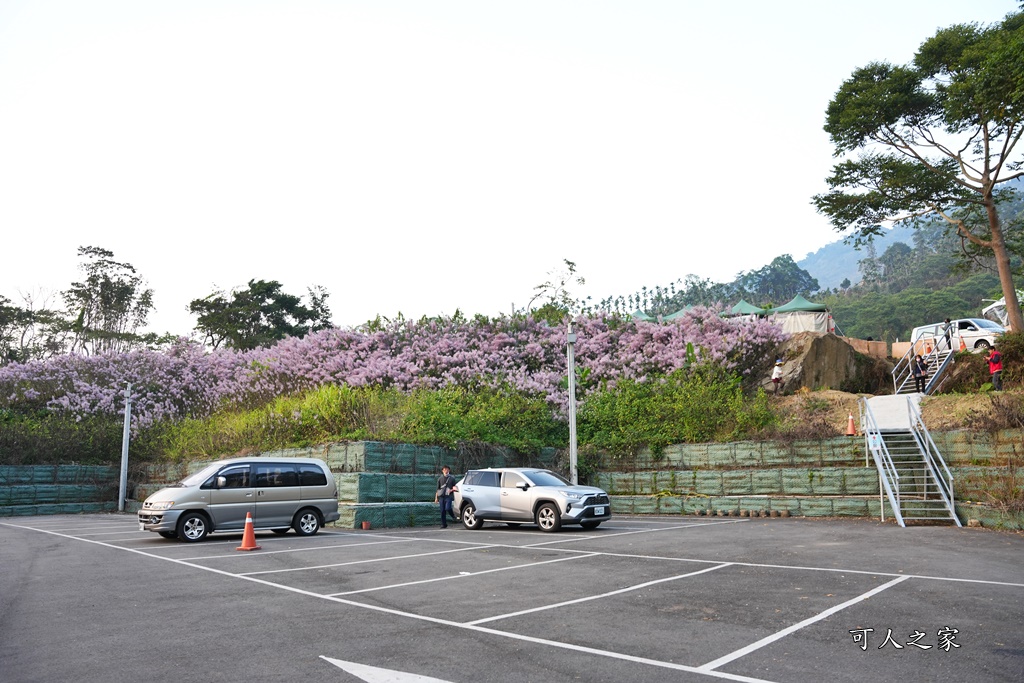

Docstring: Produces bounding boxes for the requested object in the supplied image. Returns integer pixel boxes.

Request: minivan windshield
[970,318,1004,331]
[524,470,571,487]
[177,462,225,487]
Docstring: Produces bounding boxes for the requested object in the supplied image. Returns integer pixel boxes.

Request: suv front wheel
[536,503,561,532]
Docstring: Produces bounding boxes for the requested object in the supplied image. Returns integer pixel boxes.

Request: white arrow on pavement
[320,656,454,682]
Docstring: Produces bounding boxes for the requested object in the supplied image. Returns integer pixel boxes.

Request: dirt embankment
[772,389,1020,436]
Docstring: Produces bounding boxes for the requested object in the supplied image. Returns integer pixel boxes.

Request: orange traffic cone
[236,512,261,551]
[959,337,967,352]
[845,414,857,436]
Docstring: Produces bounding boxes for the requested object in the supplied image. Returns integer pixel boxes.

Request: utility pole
[567,322,578,485]
[118,383,132,512]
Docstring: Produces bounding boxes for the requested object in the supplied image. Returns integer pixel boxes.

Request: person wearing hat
[771,360,784,395]
[435,465,457,528]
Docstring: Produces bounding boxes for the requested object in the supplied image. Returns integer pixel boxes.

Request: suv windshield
[525,470,571,487]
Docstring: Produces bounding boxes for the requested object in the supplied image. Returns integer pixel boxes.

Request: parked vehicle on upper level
[452,467,611,532]
[911,318,1004,352]
[138,457,340,542]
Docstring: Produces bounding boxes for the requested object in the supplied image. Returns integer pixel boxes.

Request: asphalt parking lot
[1,514,1021,683]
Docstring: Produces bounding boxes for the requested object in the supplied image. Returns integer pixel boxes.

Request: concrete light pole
[567,322,578,485]
[118,383,132,512]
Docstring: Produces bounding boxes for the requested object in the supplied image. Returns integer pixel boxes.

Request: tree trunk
[986,201,1024,333]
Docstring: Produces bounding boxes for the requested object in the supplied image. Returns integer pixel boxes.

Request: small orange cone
[236,512,261,551]
[845,414,857,436]
[959,336,967,351]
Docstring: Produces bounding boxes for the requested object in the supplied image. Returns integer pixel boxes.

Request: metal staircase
[860,397,960,527]
[892,332,955,395]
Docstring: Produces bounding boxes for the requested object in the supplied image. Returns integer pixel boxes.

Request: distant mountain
[798,226,915,291]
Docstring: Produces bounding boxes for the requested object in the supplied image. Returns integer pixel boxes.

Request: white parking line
[328,552,599,596]
[179,538,415,561]
[697,575,912,673]
[519,518,748,546]
[467,562,733,625]
[237,544,497,576]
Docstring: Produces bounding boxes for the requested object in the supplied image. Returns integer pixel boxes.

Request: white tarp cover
[774,310,831,334]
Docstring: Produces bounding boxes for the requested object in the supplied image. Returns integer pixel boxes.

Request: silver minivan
[911,318,1004,352]
[138,457,340,542]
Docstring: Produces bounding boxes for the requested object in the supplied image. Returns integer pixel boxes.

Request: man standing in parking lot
[435,465,457,528]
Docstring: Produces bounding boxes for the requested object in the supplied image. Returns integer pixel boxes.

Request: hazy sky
[0,1,1017,336]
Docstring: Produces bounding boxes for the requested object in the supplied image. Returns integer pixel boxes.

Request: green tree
[813,11,1024,332]
[0,292,67,365]
[735,255,819,306]
[190,279,333,350]
[63,246,155,355]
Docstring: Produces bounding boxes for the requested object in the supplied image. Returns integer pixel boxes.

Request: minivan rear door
[207,464,254,531]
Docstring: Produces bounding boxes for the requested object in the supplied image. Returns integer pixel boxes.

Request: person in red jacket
[986,347,1003,391]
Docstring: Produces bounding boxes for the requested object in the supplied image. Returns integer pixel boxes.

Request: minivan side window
[298,464,328,486]
[255,464,299,488]
[211,465,251,489]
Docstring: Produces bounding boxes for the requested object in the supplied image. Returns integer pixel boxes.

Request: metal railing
[907,400,961,527]
[892,332,955,395]
[859,398,905,527]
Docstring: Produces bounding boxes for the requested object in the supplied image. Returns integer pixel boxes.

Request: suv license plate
[594,506,605,516]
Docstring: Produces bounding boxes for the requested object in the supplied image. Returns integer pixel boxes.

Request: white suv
[453,468,611,532]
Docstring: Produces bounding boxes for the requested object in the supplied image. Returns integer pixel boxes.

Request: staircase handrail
[907,400,962,527]
[893,332,954,394]
[860,398,905,527]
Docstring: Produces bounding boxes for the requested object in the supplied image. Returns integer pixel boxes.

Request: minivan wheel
[536,503,561,532]
[462,503,484,530]
[975,339,991,350]
[293,509,322,536]
[177,512,209,542]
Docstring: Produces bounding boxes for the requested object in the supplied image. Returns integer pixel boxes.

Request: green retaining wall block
[0,464,118,485]
[832,498,871,517]
[721,470,753,495]
[751,470,783,495]
[780,470,814,495]
[0,484,116,506]
[796,499,834,516]
[343,502,456,529]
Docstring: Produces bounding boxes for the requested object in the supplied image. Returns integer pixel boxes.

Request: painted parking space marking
[5,516,1022,683]
[467,562,733,625]
[321,657,453,682]
[237,543,496,576]
[696,575,911,673]
[179,537,415,561]
[327,551,599,597]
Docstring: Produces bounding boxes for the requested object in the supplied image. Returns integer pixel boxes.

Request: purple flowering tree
[0,308,786,428]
